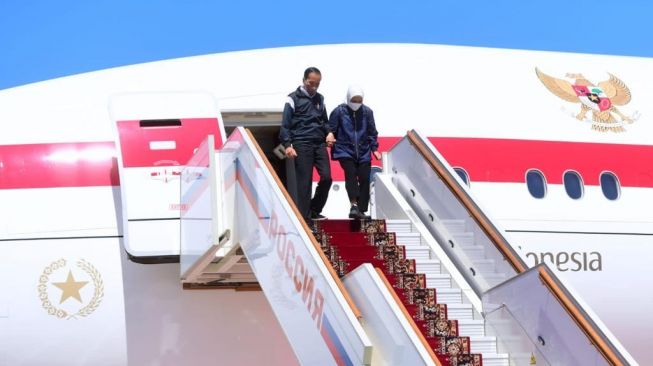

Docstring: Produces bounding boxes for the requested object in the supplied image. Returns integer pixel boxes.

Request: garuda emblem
[535,68,640,132]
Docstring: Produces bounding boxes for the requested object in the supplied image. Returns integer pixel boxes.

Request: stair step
[415,259,441,274]
[395,232,422,246]
[470,259,497,273]
[482,272,508,288]
[478,353,510,366]
[441,219,466,233]
[445,303,475,321]
[320,219,509,364]
[405,246,431,260]
[426,274,451,288]
[504,353,536,365]
[452,232,475,247]
[386,220,412,233]
[434,288,462,305]
[469,336,498,354]
[458,246,486,261]
[458,320,486,337]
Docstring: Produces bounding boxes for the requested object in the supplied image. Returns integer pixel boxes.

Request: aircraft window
[600,172,620,200]
[563,170,584,199]
[453,167,470,187]
[526,169,547,199]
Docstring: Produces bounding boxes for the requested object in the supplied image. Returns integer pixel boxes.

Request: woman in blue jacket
[327,85,381,219]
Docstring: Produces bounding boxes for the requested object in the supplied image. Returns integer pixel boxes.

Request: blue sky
[1,1,652,90]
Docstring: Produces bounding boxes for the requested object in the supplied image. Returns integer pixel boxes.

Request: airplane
[0,43,651,365]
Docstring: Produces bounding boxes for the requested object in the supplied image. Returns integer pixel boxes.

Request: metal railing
[384,129,631,366]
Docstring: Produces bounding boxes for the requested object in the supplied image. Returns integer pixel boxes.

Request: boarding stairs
[164,125,631,365]
[314,218,507,366]
[389,219,508,366]
[368,130,634,366]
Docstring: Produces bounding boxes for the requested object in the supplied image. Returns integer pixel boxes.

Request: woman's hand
[326,132,336,147]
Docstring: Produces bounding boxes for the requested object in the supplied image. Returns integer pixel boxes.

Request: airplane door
[110,92,226,261]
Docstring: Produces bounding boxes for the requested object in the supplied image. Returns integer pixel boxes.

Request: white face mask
[348,102,362,111]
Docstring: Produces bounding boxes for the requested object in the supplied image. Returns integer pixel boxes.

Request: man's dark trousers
[293,142,332,221]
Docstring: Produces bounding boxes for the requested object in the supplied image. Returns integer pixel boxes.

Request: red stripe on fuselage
[426,137,653,187]
[322,137,653,187]
[2,138,653,189]
[0,142,118,189]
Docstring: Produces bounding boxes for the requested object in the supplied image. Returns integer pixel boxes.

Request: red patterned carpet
[315,219,483,366]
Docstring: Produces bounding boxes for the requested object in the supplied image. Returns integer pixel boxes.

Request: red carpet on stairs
[314,219,483,366]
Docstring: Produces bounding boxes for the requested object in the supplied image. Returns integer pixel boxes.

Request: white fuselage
[1,44,651,364]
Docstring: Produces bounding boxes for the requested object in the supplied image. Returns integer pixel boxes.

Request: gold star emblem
[52,270,88,304]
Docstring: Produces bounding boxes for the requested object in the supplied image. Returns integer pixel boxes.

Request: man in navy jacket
[328,85,381,219]
[279,67,333,222]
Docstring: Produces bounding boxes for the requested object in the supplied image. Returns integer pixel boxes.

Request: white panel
[320,183,352,219]
[120,252,298,366]
[482,267,613,366]
[229,128,372,365]
[0,187,120,239]
[109,92,221,122]
[0,50,648,241]
[0,238,127,365]
[2,45,652,145]
[510,232,649,364]
[122,167,182,219]
[180,135,218,275]
[470,183,653,234]
[149,140,176,150]
[343,264,436,366]
[126,220,180,256]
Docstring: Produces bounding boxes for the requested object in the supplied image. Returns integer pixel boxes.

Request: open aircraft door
[109,92,226,261]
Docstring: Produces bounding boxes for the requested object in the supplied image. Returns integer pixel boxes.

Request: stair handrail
[245,128,362,319]
[406,130,526,273]
[404,129,629,366]
[374,268,443,366]
[537,265,627,366]
[482,303,553,366]
[229,127,372,364]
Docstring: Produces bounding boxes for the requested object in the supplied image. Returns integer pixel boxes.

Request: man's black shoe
[310,211,327,220]
[349,205,361,219]
[353,212,371,220]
